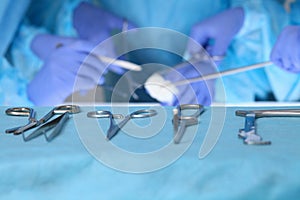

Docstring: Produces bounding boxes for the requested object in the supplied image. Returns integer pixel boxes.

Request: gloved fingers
[73,75,97,91]
[282,56,293,72]
[271,26,300,73]
[73,2,125,42]
[187,25,210,56]
[47,49,85,73]
[76,63,106,84]
[208,37,231,57]
[67,40,123,71]
[290,45,300,73]
[77,51,125,75]
[67,39,97,54]
[73,2,105,40]
[290,60,300,73]
[195,81,214,106]
[73,2,124,28]
[106,63,126,74]
[31,34,78,60]
[272,53,300,73]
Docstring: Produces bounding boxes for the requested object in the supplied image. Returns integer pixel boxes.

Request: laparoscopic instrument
[87,109,157,140]
[172,61,273,86]
[5,105,80,142]
[173,104,204,144]
[236,109,300,145]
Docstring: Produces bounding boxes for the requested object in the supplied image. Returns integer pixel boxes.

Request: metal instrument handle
[236,109,300,118]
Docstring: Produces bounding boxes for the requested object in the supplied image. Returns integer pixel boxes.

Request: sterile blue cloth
[1,106,300,199]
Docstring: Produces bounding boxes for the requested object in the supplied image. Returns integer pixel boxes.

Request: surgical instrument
[87,110,124,137]
[88,109,157,140]
[23,105,80,142]
[5,107,37,135]
[55,42,142,72]
[172,61,273,86]
[173,104,204,144]
[87,110,123,119]
[236,109,300,145]
[96,55,142,71]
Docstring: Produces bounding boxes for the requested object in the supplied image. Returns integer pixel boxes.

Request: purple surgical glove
[187,7,244,57]
[73,2,135,44]
[145,60,216,106]
[271,26,300,73]
[165,62,216,106]
[28,34,114,106]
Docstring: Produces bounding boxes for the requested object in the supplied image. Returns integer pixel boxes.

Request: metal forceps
[172,104,204,144]
[5,107,37,135]
[88,109,157,140]
[87,110,124,137]
[23,105,80,142]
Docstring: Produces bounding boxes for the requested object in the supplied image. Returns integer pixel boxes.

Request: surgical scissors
[23,105,80,142]
[172,104,204,144]
[87,109,157,140]
[5,107,37,135]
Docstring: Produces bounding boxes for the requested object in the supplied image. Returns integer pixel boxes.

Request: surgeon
[146,0,300,105]
[0,0,82,105]
[186,0,300,103]
[71,0,300,105]
[25,0,137,105]
[0,0,131,106]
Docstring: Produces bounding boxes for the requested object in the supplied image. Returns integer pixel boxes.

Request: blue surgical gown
[215,0,300,103]
[0,0,81,105]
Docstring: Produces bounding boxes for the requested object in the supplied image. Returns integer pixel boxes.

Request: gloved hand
[145,61,216,106]
[271,26,300,73]
[73,2,136,44]
[31,33,124,74]
[187,7,244,57]
[27,34,116,106]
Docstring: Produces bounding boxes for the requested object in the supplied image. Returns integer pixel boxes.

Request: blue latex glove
[31,33,125,75]
[271,26,300,73]
[27,34,114,106]
[73,2,135,44]
[145,60,216,106]
[187,7,244,57]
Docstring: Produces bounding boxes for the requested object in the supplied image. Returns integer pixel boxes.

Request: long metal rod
[96,55,142,71]
[172,61,273,86]
[236,109,300,118]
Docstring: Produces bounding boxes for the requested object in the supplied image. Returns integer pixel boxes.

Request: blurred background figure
[172,0,300,104]
[1,0,300,106]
